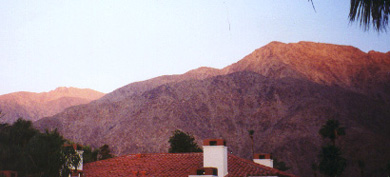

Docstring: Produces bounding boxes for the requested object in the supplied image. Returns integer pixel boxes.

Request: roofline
[84,152,203,165]
[227,154,298,177]
[84,152,297,177]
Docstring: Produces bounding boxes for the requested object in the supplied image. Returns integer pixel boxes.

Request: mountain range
[0,87,105,123]
[31,41,390,176]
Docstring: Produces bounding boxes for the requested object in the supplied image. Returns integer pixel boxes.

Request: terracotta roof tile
[83,153,297,177]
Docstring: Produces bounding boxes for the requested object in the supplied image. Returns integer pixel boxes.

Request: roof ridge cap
[228,154,298,177]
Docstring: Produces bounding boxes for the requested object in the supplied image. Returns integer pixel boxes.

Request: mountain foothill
[3,41,389,176]
[0,87,105,123]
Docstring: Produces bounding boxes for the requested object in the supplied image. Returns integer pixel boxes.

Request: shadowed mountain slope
[36,72,390,176]
[99,67,221,102]
[35,42,390,176]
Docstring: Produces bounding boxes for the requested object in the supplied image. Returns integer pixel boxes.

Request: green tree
[98,144,114,160]
[60,145,81,177]
[318,145,347,177]
[0,122,13,170]
[0,117,86,176]
[25,129,67,177]
[168,129,202,153]
[83,145,99,163]
[9,118,39,148]
[319,119,345,146]
[273,158,291,171]
[0,118,38,174]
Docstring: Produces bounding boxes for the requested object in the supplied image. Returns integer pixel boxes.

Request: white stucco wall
[253,159,273,168]
[203,146,228,177]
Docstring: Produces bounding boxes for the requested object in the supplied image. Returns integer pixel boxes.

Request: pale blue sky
[1,0,389,95]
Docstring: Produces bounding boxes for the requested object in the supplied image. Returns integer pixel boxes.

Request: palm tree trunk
[250,136,254,158]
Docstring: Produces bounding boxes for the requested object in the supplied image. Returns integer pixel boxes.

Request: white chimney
[253,153,273,168]
[202,139,228,177]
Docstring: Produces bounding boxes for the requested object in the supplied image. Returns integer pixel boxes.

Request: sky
[1,0,389,95]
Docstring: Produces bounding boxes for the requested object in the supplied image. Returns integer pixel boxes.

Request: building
[64,144,84,177]
[83,139,297,177]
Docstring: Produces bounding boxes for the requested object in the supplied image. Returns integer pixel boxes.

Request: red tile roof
[83,153,297,177]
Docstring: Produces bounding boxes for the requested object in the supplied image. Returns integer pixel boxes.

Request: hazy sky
[1,0,389,95]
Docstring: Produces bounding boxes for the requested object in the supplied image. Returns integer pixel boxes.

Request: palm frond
[349,0,390,32]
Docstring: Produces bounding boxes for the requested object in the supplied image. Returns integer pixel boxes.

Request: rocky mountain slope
[0,87,105,123]
[222,41,390,100]
[35,42,390,176]
[99,66,221,102]
[100,41,390,103]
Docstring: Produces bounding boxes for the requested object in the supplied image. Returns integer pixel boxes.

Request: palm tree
[319,119,345,146]
[358,160,365,177]
[349,0,390,32]
[311,162,318,177]
[386,161,390,176]
[309,0,389,32]
[318,145,347,177]
[248,130,254,158]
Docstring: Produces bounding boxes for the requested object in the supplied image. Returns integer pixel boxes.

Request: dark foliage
[273,158,291,171]
[0,118,38,174]
[168,129,202,153]
[248,129,254,158]
[7,118,39,148]
[358,160,365,177]
[318,145,347,177]
[25,129,66,176]
[317,119,347,177]
[386,161,390,176]
[319,119,345,146]
[349,0,390,32]
[60,145,81,177]
[311,163,318,177]
[83,145,99,163]
[0,118,83,177]
[98,144,114,160]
